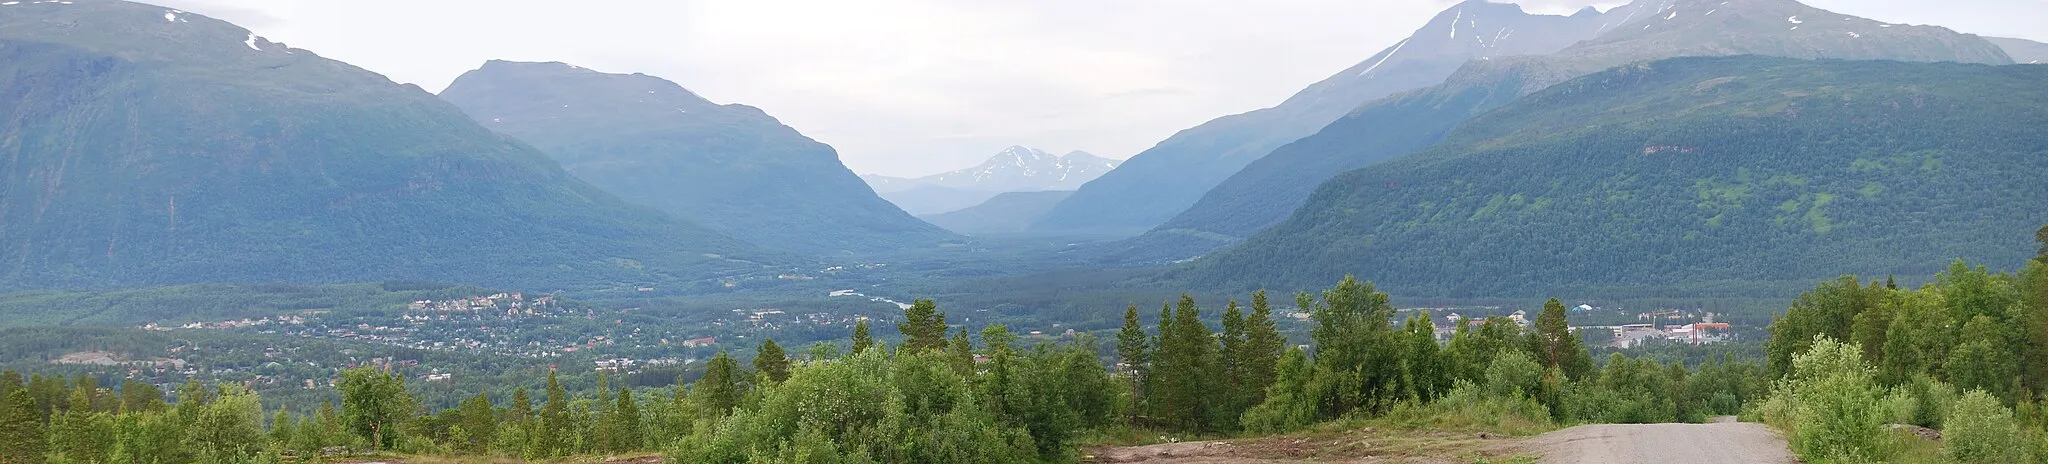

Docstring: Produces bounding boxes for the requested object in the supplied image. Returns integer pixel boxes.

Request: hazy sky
[150,0,2048,177]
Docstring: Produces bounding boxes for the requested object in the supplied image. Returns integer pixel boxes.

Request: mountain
[1131,0,2016,260]
[439,61,955,254]
[1180,56,2048,297]
[1026,0,1621,235]
[919,191,1075,235]
[1988,37,2048,64]
[863,146,1117,214]
[903,146,1118,192]
[0,0,775,290]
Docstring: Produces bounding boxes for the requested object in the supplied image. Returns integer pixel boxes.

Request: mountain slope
[919,191,1075,235]
[0,0,773,290]
[1135,0,2015,260]
[1026,0,1616,235]
[1988,37,2048,64]
[439,61,955,253]
[1182,56,2048,297]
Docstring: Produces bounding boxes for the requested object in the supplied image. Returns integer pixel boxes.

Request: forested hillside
[1187,57,2048,297]
[0,2,774,291]
[1136,0,2016,261]
[440,60,956,253]
[1027,0,1616,235]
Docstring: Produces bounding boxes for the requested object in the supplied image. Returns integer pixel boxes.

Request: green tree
[2,389,49,464]
[117,380,163,414]
[1154,295,1221,431]
[529,370,571,458]
[1765,277,1883,380]
[52,385,115,463]
[947,328,975,376]
[455,391,495,454]
[612,387,642,452]
[1114,304,1149,422]
[1218,299,1249,425]
[1239,290,1285,411]
[1242,348,1316,433]
[898,299,949,352]
[184,386,267,463]
[1527,298,1593,381]
[694,352,744,421]
[1307,277,1401,418]
[755,339,791,383]
[850,320,874,354]
[338,367,413,450]
[1944,390,2029,464]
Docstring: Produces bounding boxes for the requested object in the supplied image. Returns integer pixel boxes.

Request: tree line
[0,278,1786,462]
[1753,226,2048,463]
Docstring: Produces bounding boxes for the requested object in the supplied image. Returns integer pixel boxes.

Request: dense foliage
[1752,231,2048,462]
[1188,56,2048,298]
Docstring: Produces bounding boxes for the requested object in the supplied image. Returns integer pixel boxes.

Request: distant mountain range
[0,1,776,290]
[1026,0,1627,235]
[1182,56,2048,296]
[1120,0,2018,262]
[439,60,956,253]
[863,146,1117,215]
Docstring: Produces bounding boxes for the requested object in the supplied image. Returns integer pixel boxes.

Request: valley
[0,0,2044,462]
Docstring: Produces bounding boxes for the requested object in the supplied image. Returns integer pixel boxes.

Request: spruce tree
[613,387,642,452]
[0,389,46,464]
[850,320,875,354]
[1218,299,1249,425]
[1241,290,1285,411]
[948,328,976,376]
[695,351,744,420]
[532,370,570,458]
[755,339,791,383]
[899,299,949,352]
[1156,295,1221,431]
[1114,304,1149,422]
[457,391,495,454]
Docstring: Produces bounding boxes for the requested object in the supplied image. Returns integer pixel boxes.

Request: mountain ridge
[0,0,777,290]
[1127,0,2016,261]
[1179,56,2048,297]
[1024,0,1619,235]
[439,60,958,254]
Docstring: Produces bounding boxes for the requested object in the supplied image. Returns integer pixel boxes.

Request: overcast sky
[150,0,2048,177]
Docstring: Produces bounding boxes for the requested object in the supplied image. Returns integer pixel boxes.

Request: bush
[1763,336,1892,464]
[1377,381,1553,436]
[1943,390,2029,464]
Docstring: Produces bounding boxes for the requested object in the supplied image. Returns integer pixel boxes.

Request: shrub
[1943,390,2029,464]
[1764,336,1891,464]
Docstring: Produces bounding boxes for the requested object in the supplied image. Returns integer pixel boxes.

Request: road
[1528,417,1795,464]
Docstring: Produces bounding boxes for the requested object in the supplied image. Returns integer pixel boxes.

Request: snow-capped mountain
[866,146,1119,194]
[863,146,1119,215]
[1028,0,1621,234]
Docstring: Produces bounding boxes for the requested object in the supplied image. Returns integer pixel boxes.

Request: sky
[150,0,2048,177]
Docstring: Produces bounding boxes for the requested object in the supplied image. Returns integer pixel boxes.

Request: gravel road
[1529,417,1795,464]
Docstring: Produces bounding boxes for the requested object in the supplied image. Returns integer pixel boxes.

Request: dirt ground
[1085,428,1535,463]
